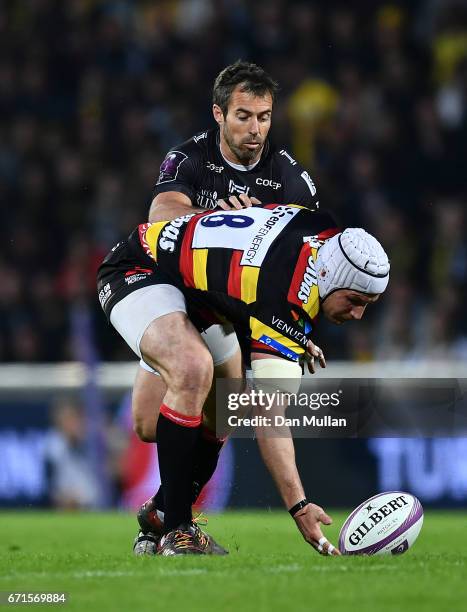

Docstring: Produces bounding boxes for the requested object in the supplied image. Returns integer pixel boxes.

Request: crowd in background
[1,0,466,362]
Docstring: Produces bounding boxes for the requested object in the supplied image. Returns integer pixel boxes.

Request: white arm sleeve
[251,358,302,395]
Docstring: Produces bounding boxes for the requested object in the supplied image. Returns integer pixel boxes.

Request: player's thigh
[133,325,242,440]
[140,311,213,388]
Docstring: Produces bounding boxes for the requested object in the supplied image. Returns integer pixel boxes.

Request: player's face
[321,290,380,324]
[213,85,273,165]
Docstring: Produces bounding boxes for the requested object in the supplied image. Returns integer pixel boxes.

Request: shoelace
[193,512,208,527]
[173,531,196,550]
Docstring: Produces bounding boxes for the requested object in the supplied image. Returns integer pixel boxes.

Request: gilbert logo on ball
[338,491,423,555]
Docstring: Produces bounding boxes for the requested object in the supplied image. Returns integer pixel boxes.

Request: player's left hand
[217,194,261,210]
[293,502,341,556]
[304,339,326,374]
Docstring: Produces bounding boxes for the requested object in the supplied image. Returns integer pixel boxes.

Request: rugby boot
[133,530,159,556]
[157,522,209,556]
[137,496,165,537]
[136,497,228,555]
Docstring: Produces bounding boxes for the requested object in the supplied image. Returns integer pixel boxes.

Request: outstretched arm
[250,350,340,556]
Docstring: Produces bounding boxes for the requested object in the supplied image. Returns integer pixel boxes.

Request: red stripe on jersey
[227,250,243,299]
[288,243,313,308]
[318,227,340,241]
[263,203,281,209]
[250,340,282,357]
[160,403,202,428]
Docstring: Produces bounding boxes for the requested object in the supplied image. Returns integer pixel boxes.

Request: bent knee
[133,415,157,442]
[170,348,213,394]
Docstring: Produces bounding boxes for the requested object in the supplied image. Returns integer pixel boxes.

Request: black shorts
[97,229,174,321]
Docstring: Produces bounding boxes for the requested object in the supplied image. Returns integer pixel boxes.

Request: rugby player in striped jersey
[98,204,389,555]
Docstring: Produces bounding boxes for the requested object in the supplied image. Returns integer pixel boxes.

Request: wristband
[288,499,309,517]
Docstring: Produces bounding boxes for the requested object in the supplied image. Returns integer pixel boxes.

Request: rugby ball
[338,491,423,555]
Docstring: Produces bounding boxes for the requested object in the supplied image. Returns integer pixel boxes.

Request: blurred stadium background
[0,0,466,514]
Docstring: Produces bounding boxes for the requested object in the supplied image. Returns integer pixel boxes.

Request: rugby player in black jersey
[128,61,322,555]
[98,204,390,556]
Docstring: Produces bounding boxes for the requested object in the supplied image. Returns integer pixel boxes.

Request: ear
[212,104,224,126]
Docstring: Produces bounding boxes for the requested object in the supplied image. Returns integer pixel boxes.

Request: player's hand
[304,339,326,374]
[217,194,261,210]
[293,503,341,556]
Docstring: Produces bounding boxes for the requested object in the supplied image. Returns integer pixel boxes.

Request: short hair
[212,61,279,116]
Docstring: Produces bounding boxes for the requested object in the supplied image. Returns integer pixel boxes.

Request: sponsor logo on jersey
[300,170,317,196]
[241,206,296,266]
[271,316,308,346]
[290,310,312,334]
[256,178,282,190]
[206,161,224,173]
[124,267,154,285]
[159,214,194,252]
[193,131,207,143]
[98,283,112,307]
[279,149,297,165]
[297,256,318,304]
[228,179,250,196]
[157,150,188,184]
[196,189,218,209]
[258,335,300,361]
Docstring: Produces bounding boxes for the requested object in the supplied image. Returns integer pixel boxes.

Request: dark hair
[212,61,279,116]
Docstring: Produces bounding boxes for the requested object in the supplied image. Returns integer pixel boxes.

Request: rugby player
[97,204,390,556]
[130,61,321,553]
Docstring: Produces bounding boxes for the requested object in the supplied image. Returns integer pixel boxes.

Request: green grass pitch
[0,510,465,612]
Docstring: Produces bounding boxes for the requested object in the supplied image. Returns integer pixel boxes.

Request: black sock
[152,428,225,511]
[192,427,225,504]
[152,487,165,512]
[155,405,201,531]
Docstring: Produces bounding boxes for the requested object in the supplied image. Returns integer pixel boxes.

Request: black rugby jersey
[137,205,339,362]
[153,129,319,210]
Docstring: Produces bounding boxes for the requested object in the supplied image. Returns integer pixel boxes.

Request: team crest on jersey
[228,179,250,197]
[157,151,188,184]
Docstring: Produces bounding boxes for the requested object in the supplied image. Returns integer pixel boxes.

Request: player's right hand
[217,194,261,210]
[304,340,326,374]
[293,502,341,556]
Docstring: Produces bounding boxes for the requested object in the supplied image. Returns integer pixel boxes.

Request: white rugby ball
[338,491,423,555]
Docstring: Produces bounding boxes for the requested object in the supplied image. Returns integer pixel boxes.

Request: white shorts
[109,284,239,370]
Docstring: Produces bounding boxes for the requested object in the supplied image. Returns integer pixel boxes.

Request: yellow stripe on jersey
[241,266,260,304]
[249,317,306,356]
[302,284,320,320]
[145,222,167,261]
[193,248,209,291]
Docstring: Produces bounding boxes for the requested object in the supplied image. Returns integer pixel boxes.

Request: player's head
[316,228,390,324]
[212,61,279,164]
